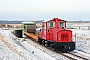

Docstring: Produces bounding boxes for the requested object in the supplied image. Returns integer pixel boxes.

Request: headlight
[58,38,60,40]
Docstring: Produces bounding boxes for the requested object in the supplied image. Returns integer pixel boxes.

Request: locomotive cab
[41,18,67,40]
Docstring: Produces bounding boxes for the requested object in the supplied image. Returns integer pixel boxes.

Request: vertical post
[88,26,89,30]
[65,21,66,28]
[55,18,58,28]
[75,33,76,42]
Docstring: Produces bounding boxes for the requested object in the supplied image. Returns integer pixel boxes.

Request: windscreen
[58,22,65,28]
[48,22,55,28]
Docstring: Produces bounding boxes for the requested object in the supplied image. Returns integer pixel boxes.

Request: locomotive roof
[42,19,66,22]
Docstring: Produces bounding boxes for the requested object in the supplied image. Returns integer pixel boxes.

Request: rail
[24,37,89,60]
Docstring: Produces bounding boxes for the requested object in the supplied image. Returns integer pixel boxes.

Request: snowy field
[0,30,56,60]
[66,22,90,54]
[67,22,90,30]
[71,29,90,54]
[67,22,90,27]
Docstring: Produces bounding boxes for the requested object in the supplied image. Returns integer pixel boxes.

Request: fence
[67,26,90,30]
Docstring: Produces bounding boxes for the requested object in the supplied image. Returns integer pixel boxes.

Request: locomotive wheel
[44,44,48,47]
[38,38,42,45]
[44,40,51,47]
[51,44,54,48]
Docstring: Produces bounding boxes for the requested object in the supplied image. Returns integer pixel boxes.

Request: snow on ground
[20,41,56,60]
[0,27,90,60]
[0,30,56,60]
[71,29,90,54]
[67,22,90,54]
[74,50,90,57]
[0,30,37,60]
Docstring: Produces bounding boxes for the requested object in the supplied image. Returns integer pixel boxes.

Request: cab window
[48,22,55,28]
[58,22,64,28]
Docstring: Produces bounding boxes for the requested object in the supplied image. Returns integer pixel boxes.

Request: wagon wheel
[38,37,42,45]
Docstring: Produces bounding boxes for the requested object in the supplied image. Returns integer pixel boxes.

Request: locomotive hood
[53,28,72,42]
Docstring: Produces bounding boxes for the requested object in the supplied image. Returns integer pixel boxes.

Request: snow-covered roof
[22,22,35,24]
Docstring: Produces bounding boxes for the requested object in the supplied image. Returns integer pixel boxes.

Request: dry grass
[0,36,27,60]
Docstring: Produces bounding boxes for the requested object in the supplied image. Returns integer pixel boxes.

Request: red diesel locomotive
[38,18,75,52]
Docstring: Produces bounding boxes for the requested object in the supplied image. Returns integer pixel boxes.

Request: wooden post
[88,27,89,30]
[75,33,76,42]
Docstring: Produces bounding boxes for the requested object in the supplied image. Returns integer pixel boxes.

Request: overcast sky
[0,0,90,21]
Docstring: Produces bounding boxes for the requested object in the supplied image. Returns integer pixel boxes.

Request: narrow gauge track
[62,52,89,60]
[68,52,89,60]
[24,37,89,60]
